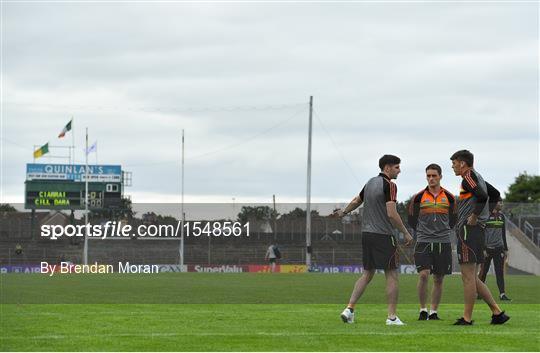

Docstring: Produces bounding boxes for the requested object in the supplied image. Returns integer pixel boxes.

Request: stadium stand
[505,203,540,247]
[0,211,415,266]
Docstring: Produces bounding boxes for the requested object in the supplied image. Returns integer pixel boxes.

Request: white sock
[429,310,437,315]
[420,308,428,313]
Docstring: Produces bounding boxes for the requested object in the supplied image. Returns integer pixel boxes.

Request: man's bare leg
[348,269,375,305]
[460,263,477,322]
[475,264,502,315]
[385,269,399,319]
[417,269,430,310]
[431,274,444,312]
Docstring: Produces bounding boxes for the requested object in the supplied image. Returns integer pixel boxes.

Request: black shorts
[456,224,485,264]
[485,247,505,259]
[268,258,276,264]
[414,242,452,275]
[362,232,398,270]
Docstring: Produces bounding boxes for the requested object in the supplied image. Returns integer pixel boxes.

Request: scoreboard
[25,180,122,210]
[24,163,123,211]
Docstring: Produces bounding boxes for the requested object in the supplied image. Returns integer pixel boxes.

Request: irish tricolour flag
[58,119,72,138]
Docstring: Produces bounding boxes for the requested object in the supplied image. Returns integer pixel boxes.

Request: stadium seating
[0,212,417,266]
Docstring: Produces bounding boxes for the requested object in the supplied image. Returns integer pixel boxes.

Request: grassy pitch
[1,273,539,351]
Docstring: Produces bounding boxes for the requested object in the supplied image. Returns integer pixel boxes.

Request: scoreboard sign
[25,163,123,210]
[26,163,121,182]
[25,181,122,210]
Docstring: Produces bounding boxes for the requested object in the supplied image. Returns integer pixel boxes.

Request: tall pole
[71,117,75,165]
[83,127,89,265]
[306,96,313,267]
[273,194,277,241]
[179,129,185,269]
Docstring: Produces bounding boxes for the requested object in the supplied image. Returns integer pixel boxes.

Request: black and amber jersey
[458,169,490,227]
[359,173,397,236]
[408,187,456,243]
[485,212,507,250]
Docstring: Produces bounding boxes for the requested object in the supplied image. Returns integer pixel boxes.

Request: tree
[505,173,540,202]
[89,197,135,220]
[396,200,410,221]
[0,204,17,212]
[279,207,320,219]
[141,212,178,225]
[237,206,278,223]
[156,214,178,223]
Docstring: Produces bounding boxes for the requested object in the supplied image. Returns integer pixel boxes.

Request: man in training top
[450,149,509,325]
[333,154,413,326]
[265,243,279,273]
[479,197,511,301]
[408,163,456,321]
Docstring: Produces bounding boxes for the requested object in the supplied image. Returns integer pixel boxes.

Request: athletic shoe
[453,317,473,325]
[386,316,405,325]
[340,307,354,324]
[428,313,440,320]
[418,311,428,320]
[500,294,512,301]
[491,311,510,325]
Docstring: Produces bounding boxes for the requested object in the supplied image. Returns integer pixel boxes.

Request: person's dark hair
[450,150,474,167]
[425,163,442,175]
[379,155,401,170]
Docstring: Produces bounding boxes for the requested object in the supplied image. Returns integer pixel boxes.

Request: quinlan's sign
[26,163,121,182]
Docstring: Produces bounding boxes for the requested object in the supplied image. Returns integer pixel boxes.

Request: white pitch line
[7,330,530,341]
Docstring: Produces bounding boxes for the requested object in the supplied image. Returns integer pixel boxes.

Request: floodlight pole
[83,127,89,265]
[179,129,185,270]
[306,96,313,267]
[72,117,75,165]
[273,194,277,241]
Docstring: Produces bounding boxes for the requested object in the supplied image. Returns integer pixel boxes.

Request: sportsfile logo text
[40,221,250,240]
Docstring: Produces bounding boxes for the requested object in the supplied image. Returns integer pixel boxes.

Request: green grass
[1,274,539,351]
[2,273,539,304]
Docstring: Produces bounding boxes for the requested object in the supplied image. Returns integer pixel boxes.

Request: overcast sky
[1,2,538,206]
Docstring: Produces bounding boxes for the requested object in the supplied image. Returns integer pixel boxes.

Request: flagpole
[306,96,313,267]
[179,129,185,269]
[83,127,89,266]
[72,117,75,165]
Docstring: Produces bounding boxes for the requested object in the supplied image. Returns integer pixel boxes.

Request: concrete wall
[506,220,540,275]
